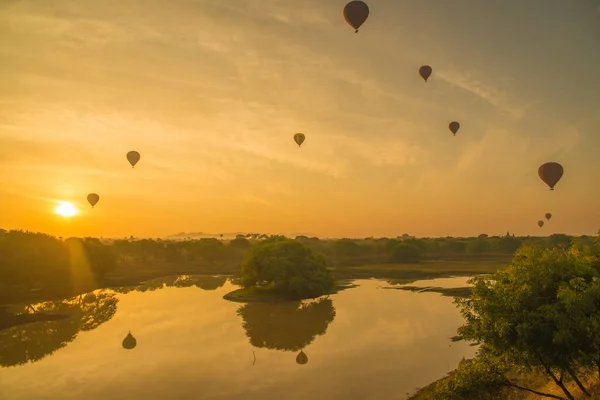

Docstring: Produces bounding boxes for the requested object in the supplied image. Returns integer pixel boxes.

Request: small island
[223,238,336,302]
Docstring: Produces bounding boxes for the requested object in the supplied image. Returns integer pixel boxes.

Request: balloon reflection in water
[122,331,137,350]
[236,298,336,364]
[296,350,308,365]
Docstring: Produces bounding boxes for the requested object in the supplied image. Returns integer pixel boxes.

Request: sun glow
[55,201,79,217]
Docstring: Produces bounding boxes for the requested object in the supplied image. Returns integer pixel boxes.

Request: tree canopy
[1,228,587,304]
[240,240,335,299]
[436,237,600,400]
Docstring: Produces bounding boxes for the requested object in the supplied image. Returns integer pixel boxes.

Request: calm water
[0,276,476,400]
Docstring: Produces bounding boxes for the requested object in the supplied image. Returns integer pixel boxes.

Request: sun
[55,201,79,217]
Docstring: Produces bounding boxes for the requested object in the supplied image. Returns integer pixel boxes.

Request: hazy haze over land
[1,0,599,238]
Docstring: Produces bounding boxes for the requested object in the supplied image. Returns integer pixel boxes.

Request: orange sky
[1,0,599,238]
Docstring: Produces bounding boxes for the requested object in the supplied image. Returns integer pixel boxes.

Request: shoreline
[0,258,507,307]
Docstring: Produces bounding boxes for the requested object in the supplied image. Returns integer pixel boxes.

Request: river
[0,275,477,400]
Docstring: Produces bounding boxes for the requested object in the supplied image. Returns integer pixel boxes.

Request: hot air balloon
[87,193,100,208]
[419,65,432,82]
[127,151,140,168]
[343,1,369,33]
[545,213,552,220]
[122,331,137,350]
[538,220,544,228]
[449,121,460,136]
[538,162,564,190]
[296,350,308,365]
[293,133,306,147]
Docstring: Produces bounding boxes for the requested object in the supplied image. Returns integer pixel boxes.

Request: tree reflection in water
[237,298,336,364]
[0,275,232,367]
[0,290,118,368]
[112,275,228,294]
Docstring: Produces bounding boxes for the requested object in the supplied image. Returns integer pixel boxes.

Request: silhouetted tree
[230,237,250,249]
[241,240,334,298]
[390,243,422,263]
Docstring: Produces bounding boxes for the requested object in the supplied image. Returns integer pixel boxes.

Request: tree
[390,243,421,263]
[229,237,250,249]
[446,240,467,254]
[466,239,492,254]
[241,240,334,299]
[433,352,570,400]
[196,238,226,263]
[332,239,368,260]
[455,244,600,399]
[553,275,600,380]
[498,235,522,254]
[549,234,573,249]
[433,353,512,400]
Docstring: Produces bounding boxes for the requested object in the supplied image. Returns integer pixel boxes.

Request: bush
[241,240,334,299]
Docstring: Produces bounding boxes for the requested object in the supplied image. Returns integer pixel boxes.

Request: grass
[408,363,600,400]
[223,280,359,303]
[332,259,508,283]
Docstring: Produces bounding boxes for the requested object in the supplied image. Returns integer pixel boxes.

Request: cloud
[436,70,538,120]
[0,0,440,178]
[453,125,580,180]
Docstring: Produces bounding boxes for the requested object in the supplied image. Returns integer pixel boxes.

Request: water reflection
[0,275,229,369]
[113,274,228,294]
[236,298,336,364]
[295,350,308,365]
[122,331,137,350]
[1,277,477,400]
[0,290,118,368]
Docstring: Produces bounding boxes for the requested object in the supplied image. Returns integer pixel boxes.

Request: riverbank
[0,258,508,306]
[408,365,600,400]
[223,280,359,303]
[331,258,509,282]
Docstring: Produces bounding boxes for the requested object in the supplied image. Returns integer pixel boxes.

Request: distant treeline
[0,228,592,304]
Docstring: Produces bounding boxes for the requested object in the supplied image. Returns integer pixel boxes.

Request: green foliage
[453,239,600,399]
[466,239,493,254]
[446,240,467,254]
[498,235,522,253]
[240,240,334,299]
[1,229,592,306]
[0,230,71,291]
[332,238,373,262]
[390,243,422,263]
[548,233,572,248]
[229,237,250,248]
[79,238,118,277]
[433,354,511,400]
